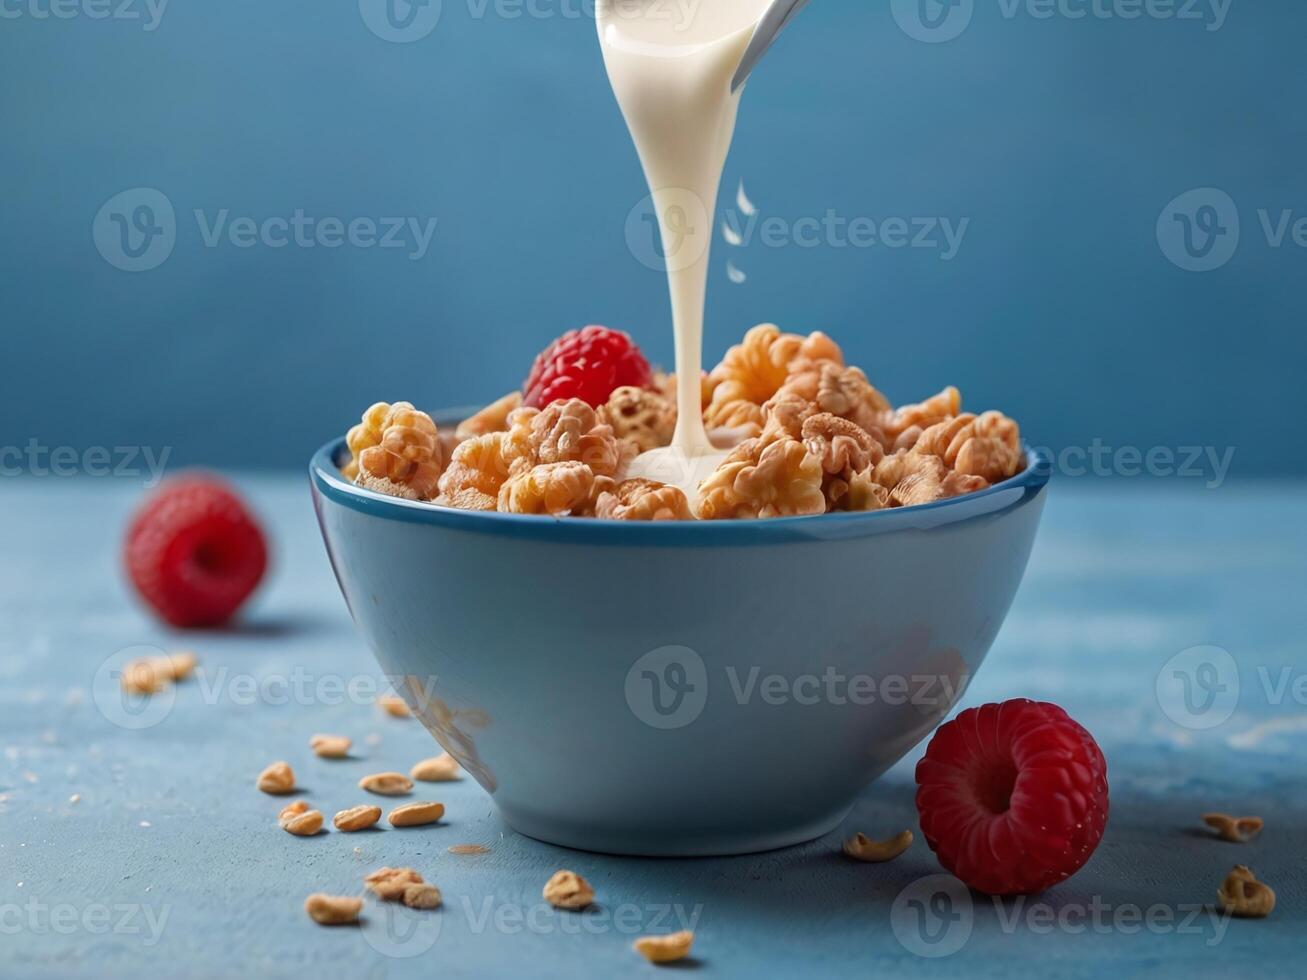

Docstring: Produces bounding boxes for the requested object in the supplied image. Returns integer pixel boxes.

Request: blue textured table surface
[2,478,1303,979]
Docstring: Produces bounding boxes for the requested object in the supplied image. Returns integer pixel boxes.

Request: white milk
[596,0,773,499]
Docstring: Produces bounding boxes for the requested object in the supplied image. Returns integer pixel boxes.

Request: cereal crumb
[309,734,352,759]
[256,761,295,795]
[1216,865,1275,918]
[377,695,411,719]
[1203,812,1264,843]
[388,801,445,827]
[305,893,362,926]
[448,844,490,855]
[359,772,414,796]
[334,805,383,832]
[842,830,913,863]
[411,754,461,782]
[365,866,424,901]
[543,870,594,910]
[633,930,694,964]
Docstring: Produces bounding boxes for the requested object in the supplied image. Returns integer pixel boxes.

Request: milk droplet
[726,260,747,284]
[721,219,743,246]
[736,179,756,216]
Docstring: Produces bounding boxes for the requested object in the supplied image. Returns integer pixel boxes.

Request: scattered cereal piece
[411,754,461,782]
[1217,865,1275,918]
[377,695,411,718]
[305,893,363,926]
[388,802,445,827]
[309,734,352,759]
[359,772,414,796]
[403,883,443,910]
[256,761,295,795]
[543,870,595,910]
[278,800,310,822]
[842,830,913,863]
[448,844,490,855]
[334,805,383,832]
[281,809,324,837]
[364,866,424,901]
[1203,813,1264,843]
[633,930,694,964]
[68,794,81,805]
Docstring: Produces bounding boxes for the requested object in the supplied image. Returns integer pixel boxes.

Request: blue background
[1,0,1301,473]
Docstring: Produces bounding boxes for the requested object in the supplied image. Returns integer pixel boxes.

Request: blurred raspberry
[124,476,268,628]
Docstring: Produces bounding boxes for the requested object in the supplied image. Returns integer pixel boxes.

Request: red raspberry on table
[124,476,268,628]
[522,325,653,409]
[915,699,1109,895]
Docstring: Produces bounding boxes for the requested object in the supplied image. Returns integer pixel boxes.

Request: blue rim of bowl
[310,410,1051,545]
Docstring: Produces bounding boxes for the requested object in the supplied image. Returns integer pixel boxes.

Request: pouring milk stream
[596,0,776,500]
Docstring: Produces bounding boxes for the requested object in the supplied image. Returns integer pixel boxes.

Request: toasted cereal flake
[410,754,460,782]
[305,893,363,926]
[364,866,424,901]
[334,805,383,832]
[543,870,594,910]
[633,930,694,963]
[359,772,414,796]
[402,883,443,909]
[256,761,295,795]
[377,695,411,719]
[309,734,352,759]
[281,809,324,836]
[388,802,445,827]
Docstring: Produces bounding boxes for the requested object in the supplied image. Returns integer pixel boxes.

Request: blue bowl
[310,425,1050,856]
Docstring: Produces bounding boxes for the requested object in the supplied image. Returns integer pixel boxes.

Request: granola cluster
[339,325,1024,519]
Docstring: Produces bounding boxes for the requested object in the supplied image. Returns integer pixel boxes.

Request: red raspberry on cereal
[915,699,1109,895]
[124,476,268,628]
[522,325,653,409]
